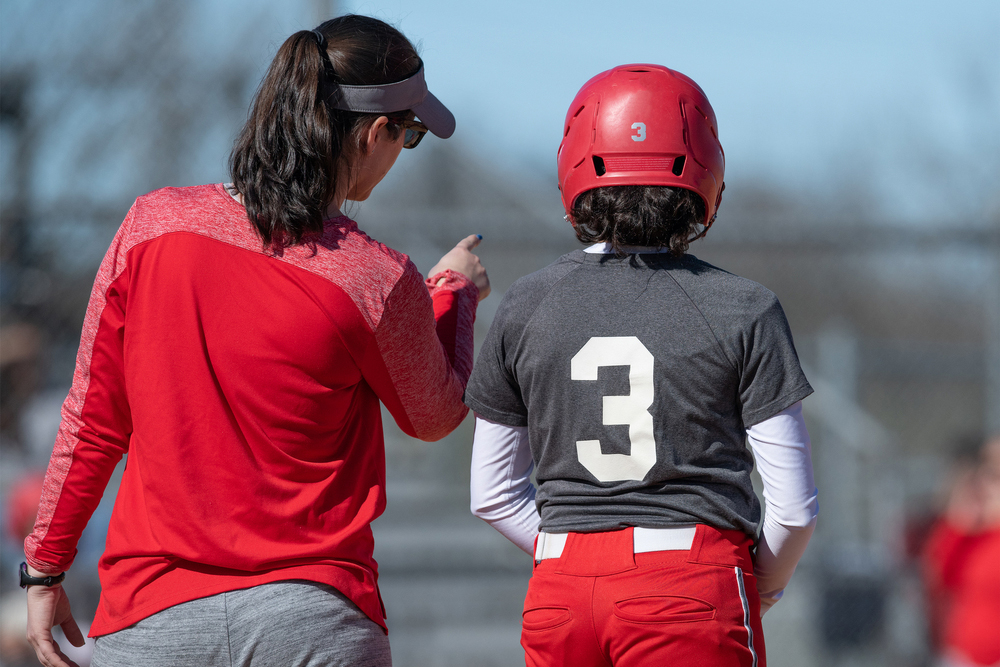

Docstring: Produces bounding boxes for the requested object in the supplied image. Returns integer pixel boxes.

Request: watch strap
[19,562,65,588]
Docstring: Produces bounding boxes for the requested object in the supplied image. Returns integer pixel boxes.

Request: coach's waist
[535,526,697,561]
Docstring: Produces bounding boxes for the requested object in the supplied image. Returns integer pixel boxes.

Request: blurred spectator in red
[0,471,94,666]
[5,472,45,543]
[922,435,1000,667]
[1,472,45,665]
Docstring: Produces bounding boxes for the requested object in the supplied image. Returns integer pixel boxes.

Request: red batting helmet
[557,64,725,225]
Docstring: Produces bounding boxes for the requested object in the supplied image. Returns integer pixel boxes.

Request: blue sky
[2,0,998,224]
[334,0,1000,222]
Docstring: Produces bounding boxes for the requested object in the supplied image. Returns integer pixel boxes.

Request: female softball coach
[22,14,488,667]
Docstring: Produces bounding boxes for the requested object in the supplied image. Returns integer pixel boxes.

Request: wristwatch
[19,562,65,589]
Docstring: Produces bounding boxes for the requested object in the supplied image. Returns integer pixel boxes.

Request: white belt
[534,526,697,561]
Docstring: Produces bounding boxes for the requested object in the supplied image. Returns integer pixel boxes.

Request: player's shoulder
[499,250,587,311]
[484,250,586,334]
[672,254,782,315]
[509,249,586,290]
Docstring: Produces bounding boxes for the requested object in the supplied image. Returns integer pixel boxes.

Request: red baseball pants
[521,525,764,667]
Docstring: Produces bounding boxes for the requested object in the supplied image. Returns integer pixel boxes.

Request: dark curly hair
[571,186,707,257]
[229,15,419,248]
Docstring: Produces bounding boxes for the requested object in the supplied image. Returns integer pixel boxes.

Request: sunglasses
[390,118,429,149]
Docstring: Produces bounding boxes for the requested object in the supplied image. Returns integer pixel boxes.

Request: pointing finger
[456,234,483,251]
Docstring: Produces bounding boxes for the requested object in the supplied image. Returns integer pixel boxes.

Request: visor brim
[413,91,455,139]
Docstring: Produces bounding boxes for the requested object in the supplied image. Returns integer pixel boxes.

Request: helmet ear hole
[592,156,607,176]
[671,155,685,176]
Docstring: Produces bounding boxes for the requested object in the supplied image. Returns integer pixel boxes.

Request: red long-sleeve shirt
[24,184,478,636]
[923,520,1000,665]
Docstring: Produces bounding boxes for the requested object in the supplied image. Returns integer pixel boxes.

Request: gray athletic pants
[91,580,392,667]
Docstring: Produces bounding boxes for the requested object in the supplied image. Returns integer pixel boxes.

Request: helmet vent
[566,105,586,137]
[593,156,607,176]
[672,155,685,176]
[603,156,674,172]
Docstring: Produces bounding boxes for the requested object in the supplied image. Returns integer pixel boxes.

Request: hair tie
[311,28,337,82]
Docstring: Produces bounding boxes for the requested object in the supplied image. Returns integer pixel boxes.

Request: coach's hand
[26,568,84,667]
[429,234,491,301]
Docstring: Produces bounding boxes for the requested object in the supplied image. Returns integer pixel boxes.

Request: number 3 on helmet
[557,64,725,226]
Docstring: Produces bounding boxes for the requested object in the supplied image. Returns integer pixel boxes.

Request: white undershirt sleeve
[747,401,819,616]
[469,403,818,596]
[470,415,540,556]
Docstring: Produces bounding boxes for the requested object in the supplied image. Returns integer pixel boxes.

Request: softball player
[465,64,818,666]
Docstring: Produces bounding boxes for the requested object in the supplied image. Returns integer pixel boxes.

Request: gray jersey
[464,250,813,537]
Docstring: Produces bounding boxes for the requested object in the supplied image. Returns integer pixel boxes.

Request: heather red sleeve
[365,265,478,441]
[923,519,972,591]
[24,208,135,573]
[426,269,478,373]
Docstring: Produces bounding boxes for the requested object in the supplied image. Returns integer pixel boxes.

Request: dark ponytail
[230,15,420,247]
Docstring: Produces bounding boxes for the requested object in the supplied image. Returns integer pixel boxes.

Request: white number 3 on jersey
[571,336,656,482]
[631,122,646,142]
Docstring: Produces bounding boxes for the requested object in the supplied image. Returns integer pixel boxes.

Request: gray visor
[331,64,455,139]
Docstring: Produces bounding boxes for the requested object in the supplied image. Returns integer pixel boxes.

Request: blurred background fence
[2,1,998,666]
